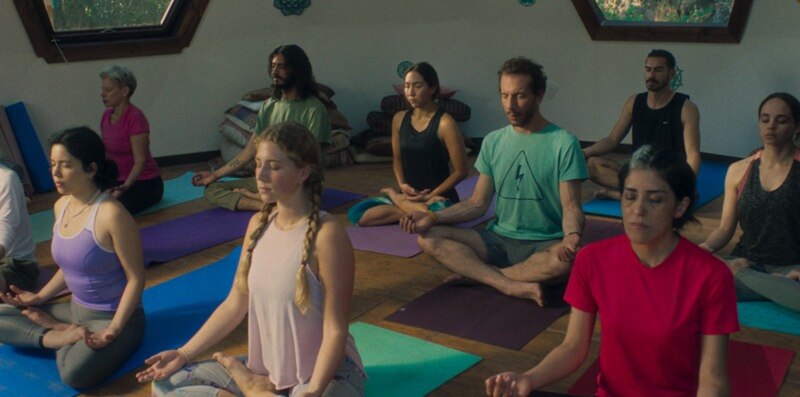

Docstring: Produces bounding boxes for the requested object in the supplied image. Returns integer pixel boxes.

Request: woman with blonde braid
[136,121,365,396]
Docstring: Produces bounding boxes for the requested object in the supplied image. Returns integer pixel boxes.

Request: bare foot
[21,307,70,331]
[504,281,547,307]
[380,187,407,206]
[214,352,277,396]
[42,324,86,349]
[593,189,620,200]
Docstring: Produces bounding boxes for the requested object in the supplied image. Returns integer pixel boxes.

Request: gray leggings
[0,301,145,389]
[152,355,365,397]
[732,259,800,312]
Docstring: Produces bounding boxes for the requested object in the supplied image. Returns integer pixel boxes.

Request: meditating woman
[700,92,800,311]
[100,65,163,214]
[136,122,365,396]
[0,127,146,389]
[348,62,467,226]
[485,147,738,397]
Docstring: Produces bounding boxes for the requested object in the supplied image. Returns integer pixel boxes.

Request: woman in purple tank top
[137,122,365,396]
[0,127,146,389]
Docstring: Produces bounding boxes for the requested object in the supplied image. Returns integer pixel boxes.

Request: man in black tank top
[582,49,701,200]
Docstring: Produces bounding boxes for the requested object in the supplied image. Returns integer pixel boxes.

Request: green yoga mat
[350,322,481,397]
[29,173,232,243]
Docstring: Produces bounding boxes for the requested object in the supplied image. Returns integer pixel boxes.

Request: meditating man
[400,57,587,306]
[582,49,700,200]
[193,44,331,211]
[0,159,37,293]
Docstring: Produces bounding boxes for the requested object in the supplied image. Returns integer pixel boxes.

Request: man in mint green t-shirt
[401,57,587,306]
[193,44,331,211]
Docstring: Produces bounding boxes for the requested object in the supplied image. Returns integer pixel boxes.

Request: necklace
[63,190,101,229]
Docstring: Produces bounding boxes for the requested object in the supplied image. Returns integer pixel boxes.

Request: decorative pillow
[392,84,457,100]
[380,95,408,117]
[365,136,393,157]
[366,111,392,136]
[219,119,252,147]
[224,105,258,130]
[438,98,471,123]
[380,95,471,123]
[325,129,355,168]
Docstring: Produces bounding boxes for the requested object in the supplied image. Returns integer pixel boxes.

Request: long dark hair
[404,62,441,100]
[49,127,119,190]
[269,44,318,100]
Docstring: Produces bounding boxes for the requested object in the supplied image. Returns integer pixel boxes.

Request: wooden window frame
[571,0,753,43]
[13,0,209,63]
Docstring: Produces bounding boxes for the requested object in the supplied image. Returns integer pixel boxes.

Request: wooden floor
[25,155,800,396]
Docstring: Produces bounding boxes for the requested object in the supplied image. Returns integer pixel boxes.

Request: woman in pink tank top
[137,122,365,397]
[0,127,146,389]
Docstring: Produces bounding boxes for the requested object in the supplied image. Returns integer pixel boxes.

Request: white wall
[1,1,798,158]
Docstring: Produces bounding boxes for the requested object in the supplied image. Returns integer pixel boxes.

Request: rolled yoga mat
[4,102,54,192]
[386,281,568,350]
[567,340,795,397]
[1,246,242,396]
[346,175,496,257]
[349,322,481,397]
[582,159,728,218]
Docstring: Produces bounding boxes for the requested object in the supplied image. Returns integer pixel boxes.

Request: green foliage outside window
[595,0,734,24]
[45,0,173,32]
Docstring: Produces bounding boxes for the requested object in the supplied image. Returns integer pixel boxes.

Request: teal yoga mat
[582,159,729,218]
[738,301,800,335]
[0,246,241,396]
[350,322,481,397]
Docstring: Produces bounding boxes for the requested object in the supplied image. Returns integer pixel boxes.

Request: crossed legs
[586,156,622,200]
[417,226,572,306]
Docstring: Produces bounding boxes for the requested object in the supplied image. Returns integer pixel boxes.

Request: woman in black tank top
[700,92,800,311]
[348,62,467,226]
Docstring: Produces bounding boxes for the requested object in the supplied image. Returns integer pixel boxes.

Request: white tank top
[247,212,363,390]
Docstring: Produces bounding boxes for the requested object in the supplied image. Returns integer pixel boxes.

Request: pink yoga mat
[568,340,795,396]
[347,176,496,257]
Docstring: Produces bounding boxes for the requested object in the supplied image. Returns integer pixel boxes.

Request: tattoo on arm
[227,159,242,169]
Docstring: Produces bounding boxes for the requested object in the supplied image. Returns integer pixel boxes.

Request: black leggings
[116,176,164,215]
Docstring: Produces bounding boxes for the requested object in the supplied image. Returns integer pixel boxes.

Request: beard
[272,74,296,91]
[646,78,669,92]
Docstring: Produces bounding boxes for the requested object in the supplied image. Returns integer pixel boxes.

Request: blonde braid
[294,171,323,313]
[235,201,275,293]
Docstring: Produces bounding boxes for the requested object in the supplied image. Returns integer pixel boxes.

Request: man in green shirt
[193,44,330,211]
[401,57,587,306]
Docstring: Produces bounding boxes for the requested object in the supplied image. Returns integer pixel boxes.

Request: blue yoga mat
[350,322,481,397]
[4,102,55,192]
[738,301,800,335]
[0,246,242,396]
[582,159,729,218]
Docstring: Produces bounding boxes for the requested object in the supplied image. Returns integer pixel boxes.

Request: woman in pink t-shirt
[486,146,739,397]
[100,65,163,214]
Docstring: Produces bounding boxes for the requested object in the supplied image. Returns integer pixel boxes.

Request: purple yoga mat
[347,176,496,257]
[583,217,624,244]
[142,208,253,265]
[322,188,365,210]
[386,282,568,350]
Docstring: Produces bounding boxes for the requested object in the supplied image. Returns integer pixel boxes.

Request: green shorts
[0,257,39,292]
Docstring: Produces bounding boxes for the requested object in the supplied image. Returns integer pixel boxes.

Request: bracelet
[176,347,191,362]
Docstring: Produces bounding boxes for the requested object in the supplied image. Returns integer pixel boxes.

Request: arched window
[14,0,209,63]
